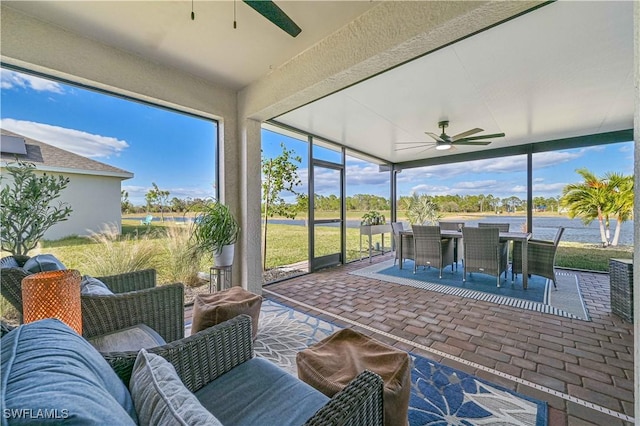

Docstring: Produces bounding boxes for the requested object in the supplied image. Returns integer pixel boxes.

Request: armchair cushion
[88,323,166,353]
[23,254,66,273]
[130,349,222,426]
[195,357,329,425]
[81,275,114,295]
[1,319,137,425]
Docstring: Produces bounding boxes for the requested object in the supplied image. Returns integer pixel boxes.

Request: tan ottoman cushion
[191,287,262,338]
[296,328,411,426]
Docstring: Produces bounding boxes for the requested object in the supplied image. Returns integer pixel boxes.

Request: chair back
[439,222,464,231]
[462,226,502,275]
[478,222,510,232]
[412,225,442,260]
[390,222,404,236]
[552,227,565,246]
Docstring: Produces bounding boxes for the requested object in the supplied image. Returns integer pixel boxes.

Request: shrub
[79,223,159,276]
[160,222,205,287]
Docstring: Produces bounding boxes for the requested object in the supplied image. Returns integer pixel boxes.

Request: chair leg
[496,275,501,288]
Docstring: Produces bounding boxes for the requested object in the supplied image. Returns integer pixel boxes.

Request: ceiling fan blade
[451,128,483,141]
[425,132,444,142]
[394,144,432,151]
[395,141,434,145]
[243,1,302,37]
[452,140,492,146]
[461,132,506,141]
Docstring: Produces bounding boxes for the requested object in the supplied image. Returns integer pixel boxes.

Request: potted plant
[192,200,240,267]
[360,211,386,226]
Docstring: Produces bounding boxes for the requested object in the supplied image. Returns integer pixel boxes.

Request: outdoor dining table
[398,229,533,289]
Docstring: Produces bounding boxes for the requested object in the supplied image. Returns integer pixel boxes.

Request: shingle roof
[0,129,133,179]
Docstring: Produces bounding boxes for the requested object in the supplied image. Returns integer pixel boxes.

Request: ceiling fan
[243,1,301,37]
[395,121,505,152]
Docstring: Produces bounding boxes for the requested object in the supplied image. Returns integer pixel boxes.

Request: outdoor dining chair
[462,227,508,287]
[512,227,565,288]
[439,221,465,269]
[412,225,454,278]
[391,222,414,265]
[478,222,510,276]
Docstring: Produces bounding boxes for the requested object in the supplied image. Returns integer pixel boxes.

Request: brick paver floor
[185,253,634,425]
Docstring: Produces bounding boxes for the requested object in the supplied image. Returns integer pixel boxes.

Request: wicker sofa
[2,315,384,425]
[0,256,184,342]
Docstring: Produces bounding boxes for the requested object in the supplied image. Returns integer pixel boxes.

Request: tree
[261,143,302,270]
[403,193,441,225]
[561,168,612,246]
[0,161,73,256]
[145,182,170,221]
[121,190,133,214]
[604,172,633,246]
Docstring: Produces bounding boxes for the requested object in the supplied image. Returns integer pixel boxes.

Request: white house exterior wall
[1,169,123,241]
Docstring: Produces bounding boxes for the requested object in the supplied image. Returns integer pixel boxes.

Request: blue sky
[2,69,634,206]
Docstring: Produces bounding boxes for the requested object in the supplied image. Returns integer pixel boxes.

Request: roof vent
[1,135,27,156]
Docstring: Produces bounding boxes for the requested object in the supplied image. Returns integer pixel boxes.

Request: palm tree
[404,193,441,225]
[561,169,634,247]
[605,172,633,246]
[561,168,609,246]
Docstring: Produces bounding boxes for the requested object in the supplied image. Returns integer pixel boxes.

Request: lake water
[267,216,634,246]
[133,215,634,246]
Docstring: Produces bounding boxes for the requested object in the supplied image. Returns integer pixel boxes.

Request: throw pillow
[0,257,20,269]
[130,349,223,426]
[23,254,66,273]
[89,324,166,353]
[80,275,114,296]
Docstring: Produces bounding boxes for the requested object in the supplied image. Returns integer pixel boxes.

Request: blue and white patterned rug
[252,299,547,426]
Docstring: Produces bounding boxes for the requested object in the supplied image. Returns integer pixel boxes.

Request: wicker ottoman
[296,328,411,426]
[191,287,262,338]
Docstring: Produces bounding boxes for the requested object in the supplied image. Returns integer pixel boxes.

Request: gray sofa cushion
[1,318,137,425]
[23,254,66,273]
[130,349,223,426]
[88,323,166,353]
[80,275,114,296]
[195,357,329,425]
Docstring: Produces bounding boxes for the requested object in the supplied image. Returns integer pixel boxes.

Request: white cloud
[1,69,64,94]
[123,185,216,206]
[1,119,129,159]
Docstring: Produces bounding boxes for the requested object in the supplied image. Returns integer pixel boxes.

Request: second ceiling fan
[396,121,505,153]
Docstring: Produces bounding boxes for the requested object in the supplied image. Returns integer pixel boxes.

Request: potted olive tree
[192,200,240,267]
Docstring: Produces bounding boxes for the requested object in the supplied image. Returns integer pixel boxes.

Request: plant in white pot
[192,200,240,267]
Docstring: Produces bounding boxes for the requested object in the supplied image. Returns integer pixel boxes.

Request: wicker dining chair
[412,225,454,278]
[462,227,508,287]
[512,227,565,288]
[439,221,465,270]
[391,222,414,265]
[0,256,184,342]
[478,222,510,275]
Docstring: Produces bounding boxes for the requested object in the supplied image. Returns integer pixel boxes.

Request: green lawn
[30,222,633,281]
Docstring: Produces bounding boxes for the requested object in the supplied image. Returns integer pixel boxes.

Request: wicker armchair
[104,315,385,426]
[391,222,414,265]
[0,256,184,342]
[512,227,565,288]
[412,225,454,278]
[462,227,508,287]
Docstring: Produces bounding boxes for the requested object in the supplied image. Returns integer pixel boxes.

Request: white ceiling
[3,1,377,90]
[3,1,635,165]
[275,0,635,163]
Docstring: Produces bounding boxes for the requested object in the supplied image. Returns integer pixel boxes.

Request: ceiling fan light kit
[395,120,505,153]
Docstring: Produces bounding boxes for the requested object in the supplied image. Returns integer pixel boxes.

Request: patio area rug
[351,259,589,320]
[249,299,548,426]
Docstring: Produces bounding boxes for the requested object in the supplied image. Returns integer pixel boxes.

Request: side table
[609,258,633,322]
[209,266,232,293]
